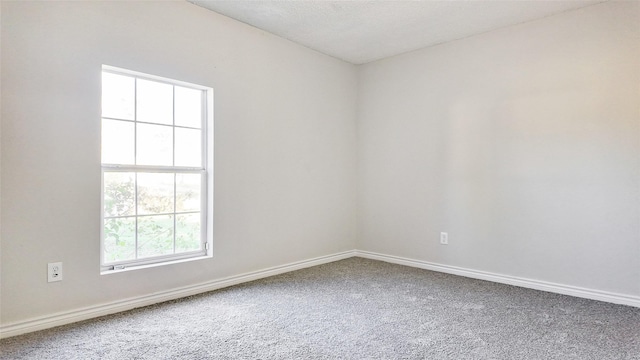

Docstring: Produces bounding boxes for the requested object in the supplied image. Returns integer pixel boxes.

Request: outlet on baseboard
[48,262,63,282]
[440,232,448,245]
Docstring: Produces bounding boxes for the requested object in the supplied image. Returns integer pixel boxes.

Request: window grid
[101,66,211,271]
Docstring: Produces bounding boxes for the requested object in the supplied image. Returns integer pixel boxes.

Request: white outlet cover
[440,232,448,245]
[48,262,63,282]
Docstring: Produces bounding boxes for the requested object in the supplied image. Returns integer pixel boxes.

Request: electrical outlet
[48,262,63,282]
[440,232,448,245]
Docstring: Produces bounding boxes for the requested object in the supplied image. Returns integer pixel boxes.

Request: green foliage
[103,172,201,263]
[104,175,134,217]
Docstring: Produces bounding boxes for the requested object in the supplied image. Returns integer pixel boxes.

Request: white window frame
[100,65,214,273]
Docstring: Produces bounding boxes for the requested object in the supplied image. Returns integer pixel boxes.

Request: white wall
[358,1,640,297]
[0,1,357,325]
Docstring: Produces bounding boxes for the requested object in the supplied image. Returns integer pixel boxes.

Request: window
[100,65,213,272]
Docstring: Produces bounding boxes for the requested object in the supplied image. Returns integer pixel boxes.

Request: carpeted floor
[1,257,639,359]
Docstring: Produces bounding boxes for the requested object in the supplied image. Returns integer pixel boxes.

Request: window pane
[137,79,173,125]
[176,213,201,253]
[175,128,201,167]
[175,86,202,129]
[101,67,211,269]
[137,123,173,166]
[137,172,174,215]
[102,119,134,165]
[104,217,136,263]
[138,215,174,258]
[176,174,201,212]
[104,172,135,217]
[102,72,134,120]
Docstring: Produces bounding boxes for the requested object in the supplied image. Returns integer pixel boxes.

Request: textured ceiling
[189,0,604,64]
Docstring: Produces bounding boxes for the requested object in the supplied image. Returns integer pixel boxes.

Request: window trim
[100,65,214,274]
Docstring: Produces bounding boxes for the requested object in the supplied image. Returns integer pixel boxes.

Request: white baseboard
[355,250,640,308]
[0,250,356,339]
[3,249,637,339]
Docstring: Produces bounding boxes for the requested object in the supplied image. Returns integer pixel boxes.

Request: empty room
[1,0,639,358]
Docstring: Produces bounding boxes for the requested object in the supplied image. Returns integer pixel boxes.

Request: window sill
[100,253,212,275]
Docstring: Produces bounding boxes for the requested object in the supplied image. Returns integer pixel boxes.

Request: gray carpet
[1,258,639,359]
